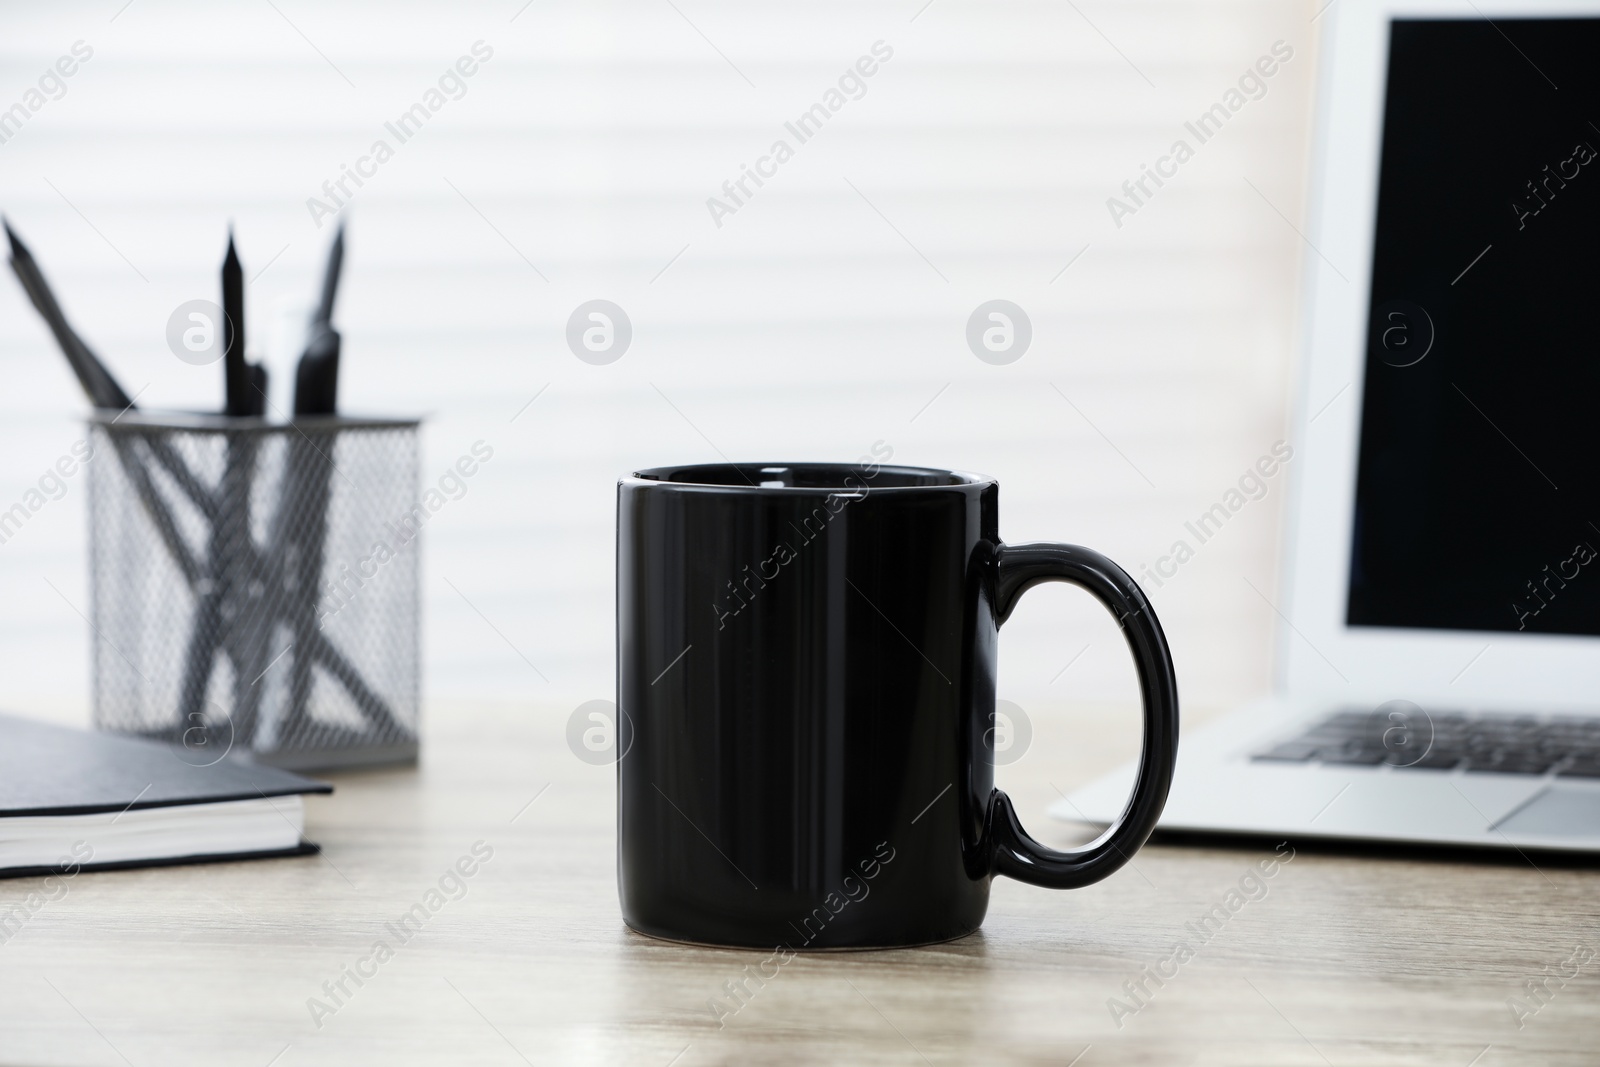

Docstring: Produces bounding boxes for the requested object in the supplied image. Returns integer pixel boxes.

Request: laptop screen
[1347,17,1600,637]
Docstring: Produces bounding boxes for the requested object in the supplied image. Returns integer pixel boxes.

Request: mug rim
[622,462,995,493]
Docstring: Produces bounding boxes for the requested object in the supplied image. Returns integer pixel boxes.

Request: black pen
[294,222,343,416]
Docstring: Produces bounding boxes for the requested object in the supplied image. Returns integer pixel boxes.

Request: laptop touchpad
[1494,786,1600,837]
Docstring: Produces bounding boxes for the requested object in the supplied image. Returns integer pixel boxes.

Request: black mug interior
[630,462,985,490]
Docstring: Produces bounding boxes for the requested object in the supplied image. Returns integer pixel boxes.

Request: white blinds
[0,0,1315,716]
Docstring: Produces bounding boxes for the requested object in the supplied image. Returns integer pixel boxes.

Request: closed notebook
[0,713,331,879]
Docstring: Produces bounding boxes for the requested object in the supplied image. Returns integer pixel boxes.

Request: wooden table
[1,703,1594,1066]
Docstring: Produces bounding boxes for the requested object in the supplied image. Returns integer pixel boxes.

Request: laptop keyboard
[1252,709,1600,776]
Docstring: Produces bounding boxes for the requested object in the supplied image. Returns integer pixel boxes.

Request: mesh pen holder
[87,411,421,771]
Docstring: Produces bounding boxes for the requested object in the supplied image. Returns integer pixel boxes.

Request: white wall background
[0,0,1315,726]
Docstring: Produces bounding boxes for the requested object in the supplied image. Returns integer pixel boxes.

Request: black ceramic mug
[616,461,1178,949]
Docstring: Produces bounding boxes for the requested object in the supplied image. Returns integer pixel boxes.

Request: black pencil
[222,232,250,417]
[5,218,134,410]
[313,221,343,330]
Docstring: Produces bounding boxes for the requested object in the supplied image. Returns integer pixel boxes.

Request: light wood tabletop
[0,701,1595,1067]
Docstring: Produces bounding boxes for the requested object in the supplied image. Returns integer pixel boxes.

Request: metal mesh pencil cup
[87,411,421,771]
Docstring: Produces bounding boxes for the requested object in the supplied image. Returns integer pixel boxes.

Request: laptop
[1057,0,1600,852]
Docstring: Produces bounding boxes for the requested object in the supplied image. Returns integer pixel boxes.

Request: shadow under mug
[617,462,1179,949]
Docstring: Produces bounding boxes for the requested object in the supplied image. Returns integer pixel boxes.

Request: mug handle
[986,542,1180,889]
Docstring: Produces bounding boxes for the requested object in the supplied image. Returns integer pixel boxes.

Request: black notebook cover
[0,713,332,878]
